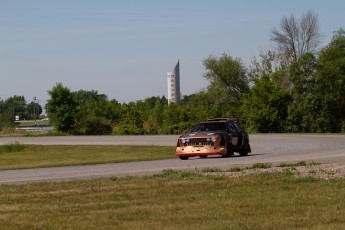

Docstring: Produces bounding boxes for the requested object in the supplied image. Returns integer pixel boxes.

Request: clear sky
[1,0,344,107]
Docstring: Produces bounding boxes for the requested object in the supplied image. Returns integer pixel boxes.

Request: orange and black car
[176,118,251,160]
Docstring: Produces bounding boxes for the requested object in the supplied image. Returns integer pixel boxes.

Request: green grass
[224,162,273,173]
[1,171,345,229]
[249,162,272,169]
[1,143,344,229]
[0,144,175,170]
[278,161,321,167]
[0,142,24,154]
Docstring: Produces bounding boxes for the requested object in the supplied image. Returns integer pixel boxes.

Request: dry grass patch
[1,169,345,229]
[208,162,345,180]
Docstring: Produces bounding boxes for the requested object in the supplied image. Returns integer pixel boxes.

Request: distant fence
[16,126,53,134]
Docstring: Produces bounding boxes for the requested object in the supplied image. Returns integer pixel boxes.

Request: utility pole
[33,97,36,125]
[0,97,2,127]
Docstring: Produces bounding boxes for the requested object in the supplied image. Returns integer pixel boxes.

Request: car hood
[180,131,225,138]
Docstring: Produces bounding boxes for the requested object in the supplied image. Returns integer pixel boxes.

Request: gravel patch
[208,163,345,180]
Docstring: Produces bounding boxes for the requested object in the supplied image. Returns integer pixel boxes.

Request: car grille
[185,138,209,147]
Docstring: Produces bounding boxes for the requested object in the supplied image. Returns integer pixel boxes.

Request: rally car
[176,118,251,160]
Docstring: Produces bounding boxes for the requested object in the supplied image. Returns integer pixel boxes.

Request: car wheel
[199,155,207,158]
[179,156,189,160]
[225,143,233,157]
[239,142,250,156]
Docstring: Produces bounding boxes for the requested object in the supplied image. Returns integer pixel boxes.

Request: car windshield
[191,122,226,132]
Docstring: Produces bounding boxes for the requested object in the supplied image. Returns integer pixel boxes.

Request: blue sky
[1,0,344,107]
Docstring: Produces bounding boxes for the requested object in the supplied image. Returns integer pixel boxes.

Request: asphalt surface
[1,134,345,184]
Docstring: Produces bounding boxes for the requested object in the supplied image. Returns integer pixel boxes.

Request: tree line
[0,96,43,127]
[1,11,344,134]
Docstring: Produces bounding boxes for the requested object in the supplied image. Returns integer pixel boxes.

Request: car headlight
[181,138,190,144]
[207,137,217,142]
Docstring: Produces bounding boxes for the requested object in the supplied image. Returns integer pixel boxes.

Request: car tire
[226,142,234,156]
[222,143,233,158]
[179,156,189,160]
[239,142,250,156]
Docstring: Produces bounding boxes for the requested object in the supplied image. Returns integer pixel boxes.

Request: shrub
[113,123,145,135]
[83,117,112,135]
[0,142,25,154]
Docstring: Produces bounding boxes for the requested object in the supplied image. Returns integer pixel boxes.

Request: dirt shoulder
[210,163,345,180]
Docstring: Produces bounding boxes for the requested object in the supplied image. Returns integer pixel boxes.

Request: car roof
[204,118,237,122]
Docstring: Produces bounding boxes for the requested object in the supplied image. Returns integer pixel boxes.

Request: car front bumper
[176,146,225,157]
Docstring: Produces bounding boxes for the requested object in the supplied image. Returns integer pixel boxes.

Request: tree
[7,96,27,120]
[271,10,322,62]
[286,29,345,133]
[72,90,115,135]
[315,28,345,132]
[270,11,322,90]
[159,103,194,134]
[46,85,122,134]
[181,92,221,120]
[241,75,292,132]
[285,53,317,132]
[114,102,145,135]
[147,98,165,133]
[203,53,250,113]
[105,99,122,123]
[46,83,78,133]
[289,53,317,97]
[0,96,28,126]
[249,50,276,82]
[27,101,43,120]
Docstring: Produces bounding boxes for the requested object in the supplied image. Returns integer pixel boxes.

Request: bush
[144,127,158,135]
[0,142,25,154]
[341,119,345,133]
[83,117,112,135]
[46,130,69,136]
[113,123,145,135]
[158,122,193,135]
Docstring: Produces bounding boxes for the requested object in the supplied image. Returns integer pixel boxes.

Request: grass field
[1,142,345,229]
[1,170,345,229]
[0,143,175,170]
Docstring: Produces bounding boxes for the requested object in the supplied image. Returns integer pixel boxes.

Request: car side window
[233,122,242,132]
[228,122,237,133]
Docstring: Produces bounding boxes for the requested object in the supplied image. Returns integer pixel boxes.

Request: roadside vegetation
[1,168,345,229]
[0,142,24,154]
[1,11,345,135]
[0,143,175,170]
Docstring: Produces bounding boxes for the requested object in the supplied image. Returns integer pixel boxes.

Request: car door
[228,122,238,146]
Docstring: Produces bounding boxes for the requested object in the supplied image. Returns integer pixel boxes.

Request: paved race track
[0,134,345,184]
